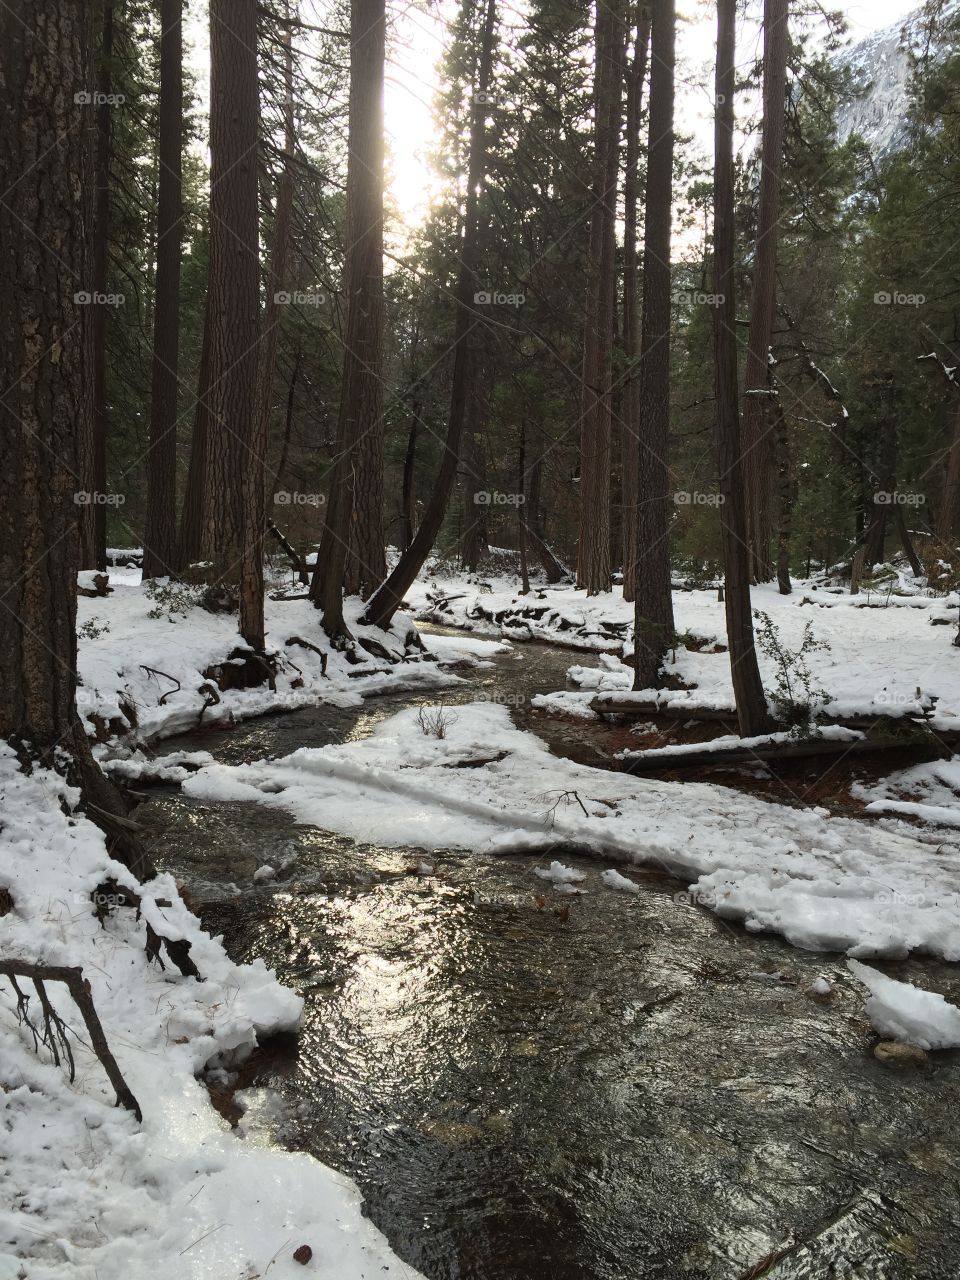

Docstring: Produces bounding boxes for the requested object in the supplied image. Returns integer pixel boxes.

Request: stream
[137,626,960,1279]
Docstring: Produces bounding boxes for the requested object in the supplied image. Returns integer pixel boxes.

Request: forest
[4,0,960,1276]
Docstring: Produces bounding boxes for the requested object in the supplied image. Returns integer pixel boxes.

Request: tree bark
[576,0,623,595]
[460,382,489,572]
[202,0,260,581]
[632,0,676,689]
[77,0,112,571]
[773,396,794,593]
[939,402,960,545]
[142,0,183,580]
[742,0,788,583]
[177,307,210,567]
[518,421,530,593]
[401,404,420,552]
[713,0,771,736]
[0,0,151,878]
[362,0,497,632]
[240,13,296,650]
[621,4,651,604]
[916,354,960,545]
[310,0,385,639]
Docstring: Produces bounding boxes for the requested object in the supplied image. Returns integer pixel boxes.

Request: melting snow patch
[602,869,640,894]
[534,860,586,884]
[847,959,960,1051]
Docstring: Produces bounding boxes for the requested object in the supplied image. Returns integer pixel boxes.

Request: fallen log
[621,729,951,775]
[285,635,328,676]
[266,521,309,585]
[591,696,737,722]
[590,695,937,733]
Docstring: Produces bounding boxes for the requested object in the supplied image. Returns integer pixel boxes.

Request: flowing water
[137,626,960,1279]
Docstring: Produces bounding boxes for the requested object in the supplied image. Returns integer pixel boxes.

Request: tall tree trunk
[939,402,960,545]
[310,0,385,639]
[401,404,419,552]
[632,0,676,689]
[916,353,960,546]
[773,397,794,593]
[742,0,788,583]
[576,0,623,594]
[518,421,530,593]
[240,13,296,650]
[362,0,497,632]
[274,346,300,491]
[78,0,112,571]
[0,0,151,877]
[713,0,771,736]
[621,3,651,604]
[177,309,210,567]
[527,421,567,582]
[142,0,183,580]
[460,382,489,572]
[202,0,259,581]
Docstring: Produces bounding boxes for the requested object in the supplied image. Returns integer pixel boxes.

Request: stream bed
[137,627,960,1279]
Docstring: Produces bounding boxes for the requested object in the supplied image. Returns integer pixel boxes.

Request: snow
[534,860,586,884]
[834,1,959,157]
[847,959,960,1050]
[0,743,424,1280]
[601,869,641,894]
[76,572,509,749]
[409,572,960,731]
[853,759,960,836]
[809,977,833,995]
[182,701,960,959]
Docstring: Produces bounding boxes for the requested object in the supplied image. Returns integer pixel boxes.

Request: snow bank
[0,744,423,1279]
[407,574,960,727]
[183,702,960,959]
[853,759,960,834]
[847,960,960,1050]
[77,576,507,748]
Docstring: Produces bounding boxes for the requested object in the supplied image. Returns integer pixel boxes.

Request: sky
[185,0,922,231]
[383,0,921,227]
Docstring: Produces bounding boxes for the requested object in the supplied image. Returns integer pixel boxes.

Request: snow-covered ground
[76,570,508,749]
[409,571,960,728]
[6,556,960,1277]
[182,700,960,961]
[0,745,425,1279]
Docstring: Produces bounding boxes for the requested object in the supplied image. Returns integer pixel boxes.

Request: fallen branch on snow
[0,959,142,1121]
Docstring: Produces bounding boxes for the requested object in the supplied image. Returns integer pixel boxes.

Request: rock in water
[874,1040,929,1068]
